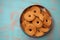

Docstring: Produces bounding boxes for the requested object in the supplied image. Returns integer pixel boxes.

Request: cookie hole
[42,25,45,28]
[34,10,36,13]
[29,29,32,31]
[29,21,32,23]
[29,15,31,17]
[37,30,40,32]
[43,14,44,16]
[42,13,44,16]
[37,21,39,24]
[46,20,48,22]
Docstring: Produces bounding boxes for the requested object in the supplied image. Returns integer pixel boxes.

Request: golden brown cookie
[40,27,49,32]
[32,18,43,28]
[35,30,44,37]
[24,11,35,21]
[24,24,36,36]
[42,8,50,17]
[30,6,41,16]
[30,6,44,21]
[43,16,52,27]
[21,20,28,29]
[38,14,44,21]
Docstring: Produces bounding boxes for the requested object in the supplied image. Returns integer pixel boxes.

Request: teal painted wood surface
[0,0,60,40]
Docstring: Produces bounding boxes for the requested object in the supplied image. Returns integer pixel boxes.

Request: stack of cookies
[20,5,52,37]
